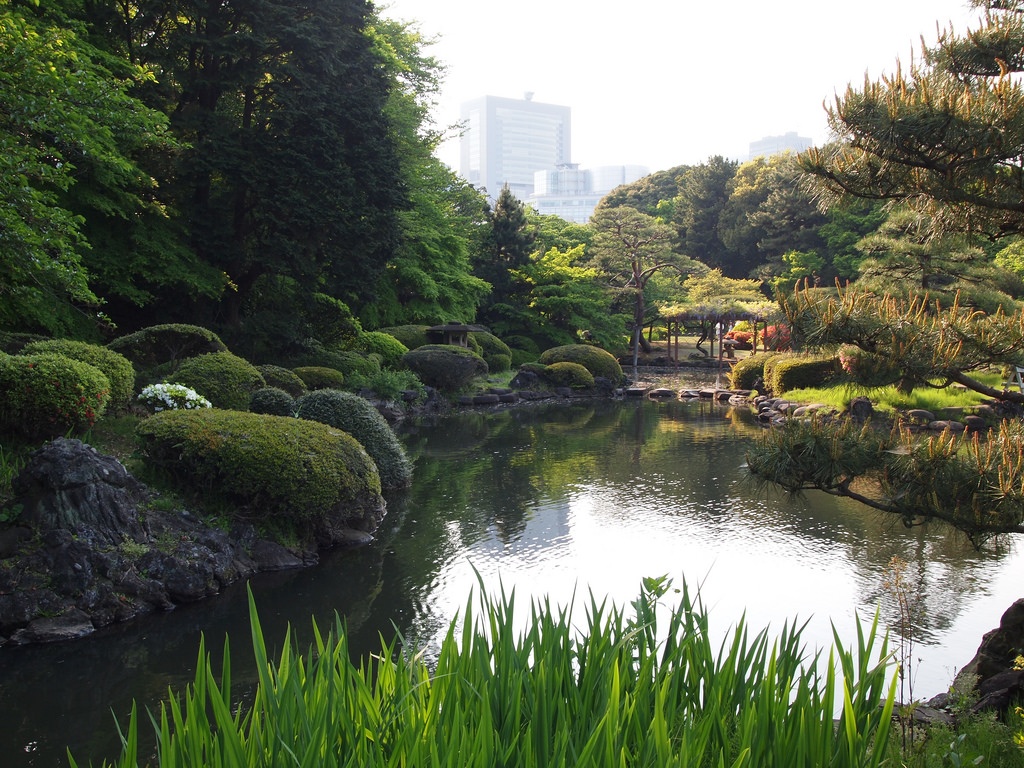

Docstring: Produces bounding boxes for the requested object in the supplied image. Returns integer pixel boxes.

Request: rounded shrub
[171,352,265,411]
[357,331,409,369]
[107,324,227,375]
[23,339,135,412]
[471,332,513,372]
[136,410,382,530]
[256,365,307,397]
[294,366,346,391]
[767,354,839,395]
[0,353,110,438]
[291,348,381,380]
[543,361,595,389]
[538,344,623,383]
[296,389,412,489]
[402,344,488,392]
[0,332,47,354]
[380,325,431,351]
[729,352,781,391]
[249,387,296,417]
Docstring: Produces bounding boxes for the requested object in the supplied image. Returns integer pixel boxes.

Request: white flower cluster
[138,382,212,412]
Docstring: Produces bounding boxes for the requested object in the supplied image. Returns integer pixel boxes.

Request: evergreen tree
[473,186,536,332]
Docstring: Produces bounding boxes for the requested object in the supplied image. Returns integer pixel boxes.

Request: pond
[1,397,1021,766]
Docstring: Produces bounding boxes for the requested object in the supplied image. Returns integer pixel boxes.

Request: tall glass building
[459,94,571,202]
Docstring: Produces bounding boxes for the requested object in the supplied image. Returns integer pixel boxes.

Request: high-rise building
[747,131,813,160]
[529,163,649,223]
[459,94,571,202]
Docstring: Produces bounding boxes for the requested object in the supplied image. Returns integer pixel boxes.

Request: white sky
[378,0,984,175]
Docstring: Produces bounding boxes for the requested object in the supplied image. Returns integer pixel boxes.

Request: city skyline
[380,0,983,174]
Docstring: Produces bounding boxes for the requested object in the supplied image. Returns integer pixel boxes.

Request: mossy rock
[107,324,227,377]
[256,365,308,398]
[402,344,488,392]
[171,352,265,411]
[539,344,623,384]
[23,339,135,412]
[543,361,595,389]
[0,353,110,439]
[357,331,409,369]
[293,366,346,391]
[136,410,383,536]
[249,387,296,417]
[296,389,412,489]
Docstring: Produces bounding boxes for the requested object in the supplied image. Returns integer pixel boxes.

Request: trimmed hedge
[472,331,513,372]
[729,353,781,391]
[402,344,487,391]
[357,332,409,370]
[256,365,308,398]
[107,324,227,375]
[136,410,382,528]
[0,353,110,438]
[539,345,623,383]
[766,354,840,396]
[171,352,266,411]
[249,387,296,417]
[296,389,412,489]
[380,325,431,351]
[23,339,135,412]
[294,366,346,391]
[543,361,595,389]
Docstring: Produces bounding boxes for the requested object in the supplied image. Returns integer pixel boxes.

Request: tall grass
[72,576,897,768]
[782,376,1001,414]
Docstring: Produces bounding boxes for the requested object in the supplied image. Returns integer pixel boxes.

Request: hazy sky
[379,0,984,174]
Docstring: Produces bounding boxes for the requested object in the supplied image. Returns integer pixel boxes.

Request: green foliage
[543,361,595,389]
[402,344,488,391]
[107,325,228,379]
[768,354,839,395]
[729,352,781,390]
[379,325,431,351]
[255,365,307,398]
[356,331,409,369]
[470,331,512,372]
[539,344,624,383]
[291,347,381,380]
[171,353,265,411]
[510,348,539,367]
[0,332,47,354]
[76,578,897,768]
[0,353,110,439]
[249,387,296,417]
[296,389,412,488]
[22,339,134,412]
[307,294,363,349]
[293,366,347,391]
[347,368,425,404]
[135,410,381,526]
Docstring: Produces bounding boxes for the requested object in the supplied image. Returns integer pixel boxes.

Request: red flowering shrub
[0,353,111,439]
[763,324,792,351]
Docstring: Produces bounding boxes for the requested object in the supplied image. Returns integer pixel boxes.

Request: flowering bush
[837,345,902,389]
[763,324,792,351]
[0,353,111,438]
[138,382,212,412]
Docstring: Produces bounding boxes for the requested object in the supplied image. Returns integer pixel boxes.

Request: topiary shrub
[0,332,47,354]
[290,347,381,380]
[380,325,431,351]
[0,353,110,439]
[357,331,409,369]
[402,344,488,392]
[23,339,135,412]
[347,368,425,404]
[729,352,781,391]
[136,410,383,535]
[510,348,539,367]
[471,331,513,372]
[539,344,623,384]
[107,324,227,376]
[767,354,839,395]
[171,352,265,411]
[249,387,296,417]
[296,389,412,488]
[306,293,362,349]
[293,366,346,391]
[542,361,595,389]
[256,365,308,398]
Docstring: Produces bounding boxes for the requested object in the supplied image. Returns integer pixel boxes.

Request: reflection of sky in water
[421,470,1024,700]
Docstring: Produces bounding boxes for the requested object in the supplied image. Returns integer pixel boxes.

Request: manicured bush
[291,347,381,380]
[0,353,110,438]
[380,325,431,351]
[768,354,839,395]
[402,344,488,391]
[543,361,595,389]
[729,352,781,391]
[518,362,548,376]
[107,324,227,375]
[171,352,265,411]
[249,387,296,417]
[761,354,788,395]
[307,293,362,348]
[23,339,135,412]
[0,332,46,354]
[136,410,382,528]
[293,366,346,391]
[347,368,425,404]
[296,389,412,489]
[256,365,308,398]
[510,348,539,367]
[539,344,623,383]
[357,332,409,369]
[472,331,513,372]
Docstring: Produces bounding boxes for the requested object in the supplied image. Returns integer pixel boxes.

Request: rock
[848,396,874,422]
[647,388,677,399]
[713,390,733,402]
[963,414,988,433]
[510,370,542,390]
[625,387,648,397]
[928,419,966,433]
[8,608,95,645]
[958,599,1024,683]
[250,539,306,570]
[472,393,501,405]
[905,409,936,425]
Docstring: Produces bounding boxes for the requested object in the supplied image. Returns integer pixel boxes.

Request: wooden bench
[1004,365,1024,393]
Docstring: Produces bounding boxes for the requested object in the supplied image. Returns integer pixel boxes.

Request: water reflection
[0,398,1020,766]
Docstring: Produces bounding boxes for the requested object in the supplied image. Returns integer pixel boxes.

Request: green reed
[71,576,896,768]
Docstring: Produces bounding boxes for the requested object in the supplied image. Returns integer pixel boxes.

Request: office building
[459,94,571,202]
[747,131,812,160]
[529,163,649,224]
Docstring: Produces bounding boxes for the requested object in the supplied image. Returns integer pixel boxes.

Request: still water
[2,397,1022,766]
